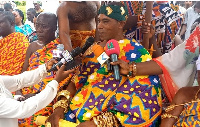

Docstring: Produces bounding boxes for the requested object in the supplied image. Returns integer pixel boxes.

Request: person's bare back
[57,1,100,51]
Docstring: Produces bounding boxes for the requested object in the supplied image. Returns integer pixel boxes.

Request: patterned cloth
[153,24,200,102]
[70,29,95,48]
[15,24,34,37]
[174,100,200,126]
[64,38,162,126]
[18,38,70,127]
[19,29,96,126]
[122,1,182,53]
[0,32,29,75]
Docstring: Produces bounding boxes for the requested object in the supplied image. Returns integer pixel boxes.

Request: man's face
[97,14,120,41]
[33,3,40,10]
[27,11,34,22]
[0,16,12,37]
[35,15,53,42]
[195,8,200,14]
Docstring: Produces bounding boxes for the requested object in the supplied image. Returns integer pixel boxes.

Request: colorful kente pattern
[64,38,162,126]
[174,100,200,127]
[0,32,29,75]
[19,38,70,127]
[122,1,182,54]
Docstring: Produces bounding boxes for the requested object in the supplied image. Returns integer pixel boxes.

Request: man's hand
[110,59,130,76]
[54,65,76,83]
[77,121,96,127]
[141,21,155,39]
[46,59,58,71]
[46,107,65,127]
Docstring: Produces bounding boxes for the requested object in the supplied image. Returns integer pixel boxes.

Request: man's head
[194,2,200,13]
[0,11,15,37]
[33,1,42,11]
[4,3,13,12]
[185,1,192,9]
[191,17,200,33]
[97,2,128,41]
[35,12,57,44]
[27,8,36,22]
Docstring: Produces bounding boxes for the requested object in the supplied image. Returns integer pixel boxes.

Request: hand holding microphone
[105,39,120,80]
[48,37,95,72]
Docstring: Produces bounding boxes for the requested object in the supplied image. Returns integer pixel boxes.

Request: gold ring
[45,122,51,127]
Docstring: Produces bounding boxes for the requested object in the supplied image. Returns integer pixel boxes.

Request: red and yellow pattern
[0,32,29,75]
[70,29,95,48]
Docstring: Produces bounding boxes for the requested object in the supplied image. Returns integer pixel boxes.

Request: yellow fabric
[0,32,29,75]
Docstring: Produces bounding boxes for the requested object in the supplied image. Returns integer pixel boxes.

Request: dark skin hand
[77,121,96,127]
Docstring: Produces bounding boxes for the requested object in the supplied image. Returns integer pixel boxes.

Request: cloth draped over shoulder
[153,24,200,102]
[0,32,29,75]
[64,38,162,126]
[19,38,71,127]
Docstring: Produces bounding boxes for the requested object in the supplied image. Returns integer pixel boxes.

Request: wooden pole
[143,1,153,49]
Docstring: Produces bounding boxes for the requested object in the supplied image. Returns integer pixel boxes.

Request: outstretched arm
[57,2,72,51]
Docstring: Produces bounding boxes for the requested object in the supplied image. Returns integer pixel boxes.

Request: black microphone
[81,36,95,54]
[47,47,82,72]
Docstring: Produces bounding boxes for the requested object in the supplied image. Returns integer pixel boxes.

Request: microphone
[47,47,82,72]
[81,36,95,54]
[53,44,64,61]
[92,44,109,65]
[105,39,120,80]
[47,37,94,72]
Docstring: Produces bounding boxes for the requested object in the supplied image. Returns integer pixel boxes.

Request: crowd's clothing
[153,24,200,102]
[183,6,200,40]
[0,64,59,127]
[0,32,29,75]
[70,29,96,48]
[18,38,68,127]
[15,24,34,37]
[64,38,162,126]
[122,1,182,53]
[28,31,38,43]
[25,20,35,31]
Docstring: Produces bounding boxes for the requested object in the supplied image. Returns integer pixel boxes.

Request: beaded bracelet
[127,62,137,78]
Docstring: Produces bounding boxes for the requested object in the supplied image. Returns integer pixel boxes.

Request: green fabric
[98,4,128,21]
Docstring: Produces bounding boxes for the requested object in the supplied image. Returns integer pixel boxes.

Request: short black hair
[14,9,24,24]
[194,1,200,9]
[0,11,15,24]
[4,3,13,11]
[27,8,37,16]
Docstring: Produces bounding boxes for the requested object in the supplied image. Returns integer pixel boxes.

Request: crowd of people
[1,1,200,127]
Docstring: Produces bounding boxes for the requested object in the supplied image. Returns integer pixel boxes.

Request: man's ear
[118,21,126,29]
[10,21,15,27]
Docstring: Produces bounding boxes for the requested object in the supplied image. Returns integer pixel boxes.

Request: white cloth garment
[0,64,58,127]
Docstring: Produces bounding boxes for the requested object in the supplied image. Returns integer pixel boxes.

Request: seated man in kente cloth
[45,2,162,127]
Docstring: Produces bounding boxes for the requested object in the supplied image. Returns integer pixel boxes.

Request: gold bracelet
[132,62,137,77]
[161,113,178,120]
[93,111,119,127]
[56,90,71,101]
[53,100,68,113]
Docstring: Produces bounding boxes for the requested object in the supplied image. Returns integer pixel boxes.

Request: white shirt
[184,6,200,40]
[0,64,58,127]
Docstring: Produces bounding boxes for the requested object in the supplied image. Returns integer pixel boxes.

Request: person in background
[179,1,200,41]
[12,9,34,40]
[57,1,100,51]
[3,3,13,12]
[0,11,29,76]
[33,1,44,15]
[0,8,4,11]
[25,8,38,42]
[0,58,75,127]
